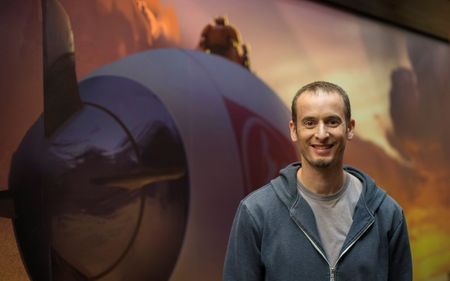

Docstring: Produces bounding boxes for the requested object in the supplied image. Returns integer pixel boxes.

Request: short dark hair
[291,81,351,126]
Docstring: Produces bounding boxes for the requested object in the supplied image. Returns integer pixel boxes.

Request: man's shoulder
[345,166,401,209]
[236,179,292,230]
[240,177,291,216]
[238,163,298,219]
[345,165,405,221]
[377,191,405,223]
[358,180,407,236]
[241,183,277,210]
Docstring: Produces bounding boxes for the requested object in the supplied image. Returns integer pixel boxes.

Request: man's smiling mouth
[311,144,334,150]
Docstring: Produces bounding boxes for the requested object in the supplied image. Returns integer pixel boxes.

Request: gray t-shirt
[297,172,362,266]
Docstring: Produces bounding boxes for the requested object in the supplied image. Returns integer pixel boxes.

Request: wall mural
[0,0,448,280]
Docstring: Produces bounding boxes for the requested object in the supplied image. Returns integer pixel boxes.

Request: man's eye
[303,120,315,127]
[327,119,341,127]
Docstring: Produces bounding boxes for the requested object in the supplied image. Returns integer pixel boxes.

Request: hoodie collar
[270,162,386,213]
[270,162,387,257]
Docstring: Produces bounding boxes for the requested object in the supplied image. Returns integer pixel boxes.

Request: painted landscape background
[0,0,449,280]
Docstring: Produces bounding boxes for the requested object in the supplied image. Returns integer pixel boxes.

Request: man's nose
[315,123,329,139]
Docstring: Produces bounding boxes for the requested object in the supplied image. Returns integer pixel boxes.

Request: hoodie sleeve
[223,201,264,281]
[388,211,412,281]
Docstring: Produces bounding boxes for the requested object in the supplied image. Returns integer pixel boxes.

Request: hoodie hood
[270,162,387,215]
[269,162,388,261]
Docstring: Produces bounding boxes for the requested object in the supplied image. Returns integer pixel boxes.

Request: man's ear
[289,120,298,142]
[347,119,355,140]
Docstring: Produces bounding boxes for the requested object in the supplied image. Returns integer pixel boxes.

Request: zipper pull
[330,267,336,281]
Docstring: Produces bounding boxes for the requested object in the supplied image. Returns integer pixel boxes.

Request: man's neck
[297,163,345,195]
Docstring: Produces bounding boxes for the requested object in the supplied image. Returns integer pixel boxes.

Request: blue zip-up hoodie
[223,162,412,281]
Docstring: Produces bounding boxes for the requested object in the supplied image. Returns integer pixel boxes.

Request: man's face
[289,90,355,170]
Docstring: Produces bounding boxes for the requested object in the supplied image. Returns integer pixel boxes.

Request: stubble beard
[301,144,346,170]
[304,156,332,169]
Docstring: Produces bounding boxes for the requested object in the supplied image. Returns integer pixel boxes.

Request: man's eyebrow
[325,115,342,120]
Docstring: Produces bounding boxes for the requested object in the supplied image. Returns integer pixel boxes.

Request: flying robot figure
[197,16,250,69]
[0,0,295,280]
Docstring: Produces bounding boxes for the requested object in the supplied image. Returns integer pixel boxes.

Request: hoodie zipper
[292,219,329,263]
[291,215,375,281]
[333,219,375,267]
[330,267,336,281]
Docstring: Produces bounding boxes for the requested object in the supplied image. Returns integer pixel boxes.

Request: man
[223,81,412,281]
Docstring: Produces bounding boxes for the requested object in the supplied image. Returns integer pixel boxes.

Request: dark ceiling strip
[315,0,449,43]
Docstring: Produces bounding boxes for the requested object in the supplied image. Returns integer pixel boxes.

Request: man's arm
[223,202,264,281]
[388,211,413,281]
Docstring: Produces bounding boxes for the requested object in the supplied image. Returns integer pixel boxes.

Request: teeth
[312,145,332,149]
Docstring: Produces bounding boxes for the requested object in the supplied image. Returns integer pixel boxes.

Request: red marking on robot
[223,98,296,195]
